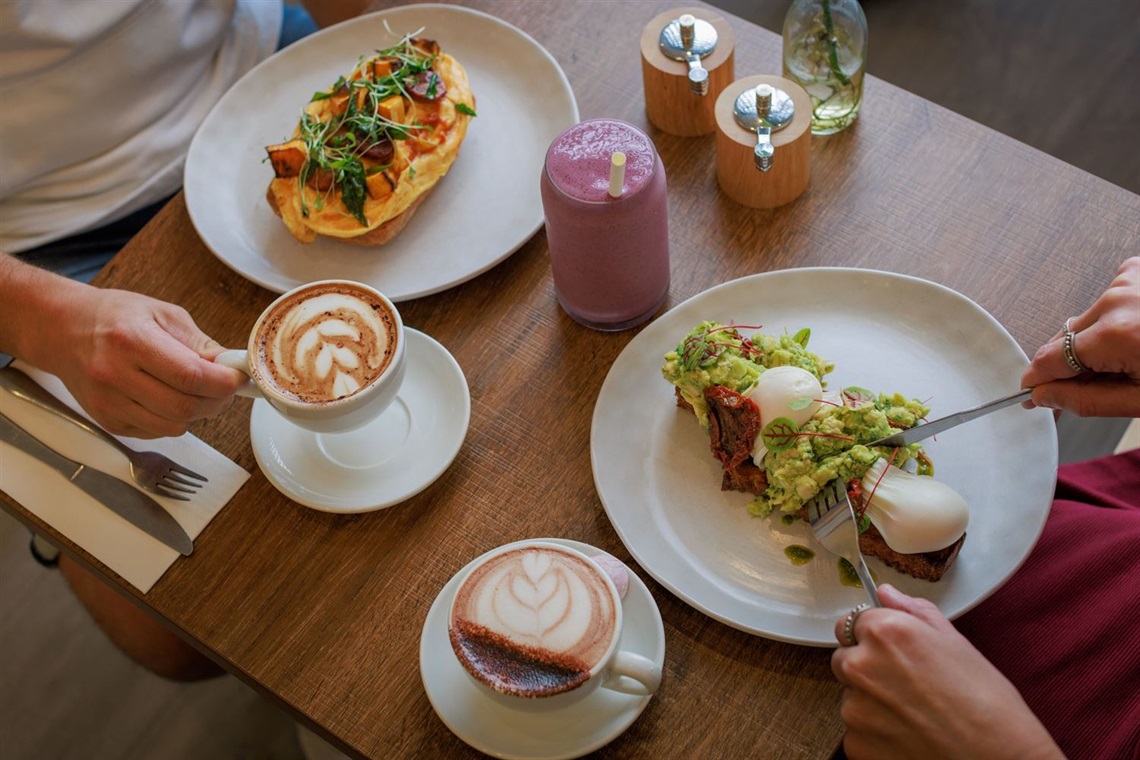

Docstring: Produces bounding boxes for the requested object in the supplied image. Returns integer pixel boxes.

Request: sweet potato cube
[377,95,405,124]
[370,58,396,79]
[266,139,307,178]
[366,169,397,200]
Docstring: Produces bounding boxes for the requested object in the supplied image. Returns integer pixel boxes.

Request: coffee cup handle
[214,350,263,399]
[602,651,662,696]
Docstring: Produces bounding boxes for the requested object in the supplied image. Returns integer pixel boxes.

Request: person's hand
[831,584,1063,760]
[1021,256,1140,417]
[42,287,244,438]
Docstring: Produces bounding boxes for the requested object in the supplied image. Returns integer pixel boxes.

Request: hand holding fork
[0,365,206,500]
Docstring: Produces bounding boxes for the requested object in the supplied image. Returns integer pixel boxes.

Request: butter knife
[865,389,1033,448]
[0,413,193,555]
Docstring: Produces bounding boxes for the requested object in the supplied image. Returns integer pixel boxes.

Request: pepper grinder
[641,7,735,137]
[714,75,811,208]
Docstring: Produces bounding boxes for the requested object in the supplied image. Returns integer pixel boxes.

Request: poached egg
[746,365,824,463]
[859,458,969,553]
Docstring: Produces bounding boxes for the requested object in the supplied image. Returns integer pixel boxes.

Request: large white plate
[591,268,1058,646]
[185,4,578,301]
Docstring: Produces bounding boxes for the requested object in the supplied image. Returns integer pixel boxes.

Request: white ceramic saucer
[419,538,666,760]
[250,329,470,513]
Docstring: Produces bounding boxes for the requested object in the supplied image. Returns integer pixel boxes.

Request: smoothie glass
[540,119,670,331]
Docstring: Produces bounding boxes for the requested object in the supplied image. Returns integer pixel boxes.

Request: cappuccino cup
[216,280,405,434]
[448,541,661,712]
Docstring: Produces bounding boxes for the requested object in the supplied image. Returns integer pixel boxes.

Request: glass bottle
[782,0,868,135]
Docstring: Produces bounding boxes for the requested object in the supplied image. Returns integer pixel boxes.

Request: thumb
[877,584,955,633]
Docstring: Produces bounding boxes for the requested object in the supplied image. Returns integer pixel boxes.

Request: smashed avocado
[661,321,834,427]
[754,392,929,516]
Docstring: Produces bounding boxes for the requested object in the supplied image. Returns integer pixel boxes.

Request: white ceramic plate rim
[185,4,579,301]
[591,267,1058,646]
[419,537,665,760]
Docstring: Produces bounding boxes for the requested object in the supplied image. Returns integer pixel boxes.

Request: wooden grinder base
[640,7,734,137]
[715,75,811,208]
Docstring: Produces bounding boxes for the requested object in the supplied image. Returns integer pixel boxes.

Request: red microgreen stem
[863,447,901,513]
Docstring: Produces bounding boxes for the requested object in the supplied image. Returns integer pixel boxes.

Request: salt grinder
[714,75,812,208]
[733,84,795,172]
[641,7,735,136]
[659,14,717,95]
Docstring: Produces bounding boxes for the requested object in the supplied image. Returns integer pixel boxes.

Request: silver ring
[1063,318,1089,373]
[842,602,870,647]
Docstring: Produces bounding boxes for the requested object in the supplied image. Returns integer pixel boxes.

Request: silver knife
[0,413,193,555]
[865,389,1033,448]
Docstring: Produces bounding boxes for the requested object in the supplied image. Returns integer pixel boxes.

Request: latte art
[256,284,396,403]
[449,546,617,698]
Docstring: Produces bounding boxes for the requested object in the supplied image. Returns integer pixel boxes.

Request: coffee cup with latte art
[216,280,405,434]
[448,541,661,712]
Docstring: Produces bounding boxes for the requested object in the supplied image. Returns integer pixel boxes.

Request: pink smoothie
[541,119,670,330]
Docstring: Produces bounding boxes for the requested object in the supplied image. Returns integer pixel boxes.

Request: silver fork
[0,366,206,501]
[805,478,881,608]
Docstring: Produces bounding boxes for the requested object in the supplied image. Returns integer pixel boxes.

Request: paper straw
[608,152,626,198]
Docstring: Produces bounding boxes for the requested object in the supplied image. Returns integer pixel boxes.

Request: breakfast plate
[420,538,664,759]
[591,268,1058,646]
[185,4,579,301]
[251,329,470,512]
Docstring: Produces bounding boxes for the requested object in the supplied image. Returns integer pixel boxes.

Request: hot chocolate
[252,282,397,404]
[449,545,618,698]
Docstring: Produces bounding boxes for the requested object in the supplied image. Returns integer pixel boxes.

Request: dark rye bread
[677,385,964,582]
[860,524,965,582]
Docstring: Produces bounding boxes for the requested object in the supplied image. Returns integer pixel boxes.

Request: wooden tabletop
[4,1,1138,758]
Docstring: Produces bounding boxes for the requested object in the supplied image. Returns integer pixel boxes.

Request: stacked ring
[1062,318,1090,373]
[842,603,871,647]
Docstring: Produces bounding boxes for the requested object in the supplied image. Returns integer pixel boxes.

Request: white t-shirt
[0,0,282,252]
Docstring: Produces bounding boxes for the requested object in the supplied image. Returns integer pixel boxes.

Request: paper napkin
[0,363,249,592]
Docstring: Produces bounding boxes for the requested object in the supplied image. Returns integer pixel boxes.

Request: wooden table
[4,1,1138,758]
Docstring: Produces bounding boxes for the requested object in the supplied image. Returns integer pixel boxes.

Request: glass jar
[782,0,867,135]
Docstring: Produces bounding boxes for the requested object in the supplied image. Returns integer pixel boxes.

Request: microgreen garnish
[862,448,901,513]
[761,418,801,452]
[792,327,811,347]
[760,417,854,452]
[292,33,442,225]
[677,323,764,371]
[841,386,875,407]
[456,102,477,116]
[788,397,815,411]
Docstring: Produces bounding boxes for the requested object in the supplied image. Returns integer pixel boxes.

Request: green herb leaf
[858,514,871,534]
[456,102,477,117]
[842,386,875,407]
[788,397,815,411]
[761,417,801,452]
[792,327,811,347]
[337,157,369,226]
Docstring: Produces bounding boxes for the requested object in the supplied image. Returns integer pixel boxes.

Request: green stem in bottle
[821,0,852,86]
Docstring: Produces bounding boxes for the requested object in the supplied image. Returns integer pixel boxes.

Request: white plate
[420,538,665,760]
[185,4,578,301]
[251,329,470,512]
[591,268,1058,646]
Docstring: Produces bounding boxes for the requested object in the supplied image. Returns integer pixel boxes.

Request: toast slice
[679,384,963,581]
